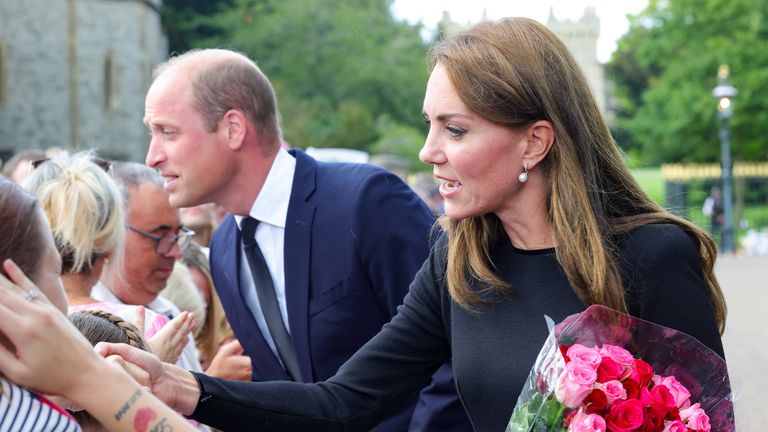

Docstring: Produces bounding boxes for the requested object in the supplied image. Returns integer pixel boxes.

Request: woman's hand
[148,310,195,363]
[204,339,252,381]
[0,259,198,432]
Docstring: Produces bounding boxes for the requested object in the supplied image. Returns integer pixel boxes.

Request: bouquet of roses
[506,305,734,432]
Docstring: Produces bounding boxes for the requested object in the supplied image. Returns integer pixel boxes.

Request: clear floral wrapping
[506,305,734,432]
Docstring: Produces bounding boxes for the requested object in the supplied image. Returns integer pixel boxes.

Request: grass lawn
[630,167,768,248]
[630,167,665,205]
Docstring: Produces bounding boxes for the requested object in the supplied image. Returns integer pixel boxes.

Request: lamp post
[711,64,737,253]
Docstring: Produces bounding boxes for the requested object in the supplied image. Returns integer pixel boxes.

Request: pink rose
[597,380,627,404]
[567,344,602,369]
[663,420,688,432]
[569,411,607,432]
[653,375,691,408]
[680,403,711,432]
[599,344,635,366]
[556,361,597,408]
[605,399,644,432]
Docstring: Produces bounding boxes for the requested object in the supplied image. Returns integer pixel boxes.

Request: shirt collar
[235,148,295,231]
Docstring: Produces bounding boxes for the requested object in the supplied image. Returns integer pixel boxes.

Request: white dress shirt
[234,148,296,360]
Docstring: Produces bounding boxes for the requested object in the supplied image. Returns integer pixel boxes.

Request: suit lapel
[284,149,317,382]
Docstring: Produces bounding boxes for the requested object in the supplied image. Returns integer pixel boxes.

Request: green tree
[161,0,233,53]
[370,115,429,172]
[184,0,429,153]
[608,0,768,165]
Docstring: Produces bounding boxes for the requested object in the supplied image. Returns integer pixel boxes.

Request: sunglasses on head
[31,156,112,173]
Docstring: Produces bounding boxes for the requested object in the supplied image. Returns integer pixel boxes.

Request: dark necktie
[241,217,303,381]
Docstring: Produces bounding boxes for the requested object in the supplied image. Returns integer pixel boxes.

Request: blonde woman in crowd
[0,175,196,432]
[23,152,194,364]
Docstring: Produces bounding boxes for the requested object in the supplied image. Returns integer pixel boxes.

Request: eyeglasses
[126,226,195,255]
[31,156,112,173]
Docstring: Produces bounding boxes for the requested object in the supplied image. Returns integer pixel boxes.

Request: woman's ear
[522,120,555,168]
[91,251,113,279]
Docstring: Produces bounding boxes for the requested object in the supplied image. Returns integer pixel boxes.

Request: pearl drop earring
[518,162,529,183]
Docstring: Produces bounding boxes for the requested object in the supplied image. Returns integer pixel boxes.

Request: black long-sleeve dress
[190,223,725,431]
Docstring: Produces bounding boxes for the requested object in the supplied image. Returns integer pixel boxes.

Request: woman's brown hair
[0,176,46,281]
[431,18,726,333]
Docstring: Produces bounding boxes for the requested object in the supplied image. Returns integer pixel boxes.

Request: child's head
[68,310,150,431]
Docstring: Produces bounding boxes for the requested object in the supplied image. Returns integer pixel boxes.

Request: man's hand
[95,342,201,416]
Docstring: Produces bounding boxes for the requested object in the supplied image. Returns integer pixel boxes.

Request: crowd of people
[0,17,729,432]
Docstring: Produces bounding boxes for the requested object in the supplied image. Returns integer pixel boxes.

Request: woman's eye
[447,126,466,137]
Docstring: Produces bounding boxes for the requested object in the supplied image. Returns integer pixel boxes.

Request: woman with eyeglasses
[23,152,195,366]
[0,175,197,432]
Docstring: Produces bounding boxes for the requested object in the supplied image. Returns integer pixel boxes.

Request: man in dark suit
[144,48,471,431]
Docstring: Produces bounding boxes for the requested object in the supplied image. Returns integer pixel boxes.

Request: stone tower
[547,7,607,117]
[0,0,167,162]
[435,8,608,119]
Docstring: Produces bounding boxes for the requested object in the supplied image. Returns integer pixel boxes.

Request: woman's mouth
[439,179,463,196]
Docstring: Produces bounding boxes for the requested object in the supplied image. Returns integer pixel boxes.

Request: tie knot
[241,217,260,247]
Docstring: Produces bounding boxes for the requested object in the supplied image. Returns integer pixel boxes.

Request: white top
[234,148,296,360]
[91,282,204,373]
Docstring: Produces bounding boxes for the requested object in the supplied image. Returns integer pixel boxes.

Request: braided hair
[68,310,150,352]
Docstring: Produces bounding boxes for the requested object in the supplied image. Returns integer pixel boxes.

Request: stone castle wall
[547,7,607,117]
[0,0,167,161]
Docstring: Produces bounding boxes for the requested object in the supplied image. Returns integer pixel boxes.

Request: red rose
[631,359,654,387]
[560,344,571,363]
[564,410,578,429]
[667,407,680,421]
[639,406,665,432]
[622,379,641,400]
[649,385,677,410]
[584,389,608,414]
[605,399,645,432]
[597,357,624,382]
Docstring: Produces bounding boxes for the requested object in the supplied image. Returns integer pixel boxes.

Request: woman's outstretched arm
[0,259,197,432]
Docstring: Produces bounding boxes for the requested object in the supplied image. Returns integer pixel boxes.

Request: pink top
[69,301,169,340]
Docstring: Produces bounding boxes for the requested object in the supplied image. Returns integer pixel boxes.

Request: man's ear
[522,120,555,168]
[220,109,247,151]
